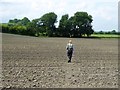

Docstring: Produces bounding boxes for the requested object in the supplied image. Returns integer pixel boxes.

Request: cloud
[118,1,120,31]
[0,0,118,31]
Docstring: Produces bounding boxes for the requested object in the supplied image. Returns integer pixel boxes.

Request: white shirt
[66,43,73,50]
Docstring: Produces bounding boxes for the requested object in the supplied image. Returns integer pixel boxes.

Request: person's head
[69,40,72,43]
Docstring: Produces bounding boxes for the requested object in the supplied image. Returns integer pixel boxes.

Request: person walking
[66,40,74,63]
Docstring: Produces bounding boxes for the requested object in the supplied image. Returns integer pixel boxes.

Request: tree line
[1,11,94,37]
[94,30,120,35]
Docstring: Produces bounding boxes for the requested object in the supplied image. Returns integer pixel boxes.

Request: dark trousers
[67,51,73,62]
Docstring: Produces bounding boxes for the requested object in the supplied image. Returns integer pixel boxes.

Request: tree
[58,12,94,37]
[68,16,79,37]
[99,31,104,34]
[111,30,116,34]
[8,17,30,35]
[40,12,57,36]
[9,17,30,26]
[3,11,94,37]
[73,12,93,37]
[21,17,30,26]
[58,14,71,37]
[26,19,39,36]
[9,18,21,24]
[1,24,9,33]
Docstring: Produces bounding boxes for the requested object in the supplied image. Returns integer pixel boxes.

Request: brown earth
[1,33,118,88]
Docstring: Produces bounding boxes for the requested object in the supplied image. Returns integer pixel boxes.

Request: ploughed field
[2,33,118,88]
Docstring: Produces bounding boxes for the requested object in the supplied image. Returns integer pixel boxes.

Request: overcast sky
[0,0,119,31]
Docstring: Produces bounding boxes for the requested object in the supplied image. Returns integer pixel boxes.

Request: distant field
[2,33,118,88]
[91,34,120,38]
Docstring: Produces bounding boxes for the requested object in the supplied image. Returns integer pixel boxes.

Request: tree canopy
[1,11,94,37]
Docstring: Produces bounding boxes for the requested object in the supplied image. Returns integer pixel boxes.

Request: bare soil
[1,33,118,88]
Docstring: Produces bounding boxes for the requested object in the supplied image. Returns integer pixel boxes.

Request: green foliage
[2,11,94,37]
[21,17,30,26]
[9,17,30,26]
[40,12,57,37]
[94,30,119,35]
[1,24,9,33]
[58,14,70,37]
[91,34,120,38]
[26,20,38,36]
[73,12,93,37]
[58,12,94,37]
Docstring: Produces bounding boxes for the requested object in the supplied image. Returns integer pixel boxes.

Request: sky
[118,1,120,32]
[0,0,119,31]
